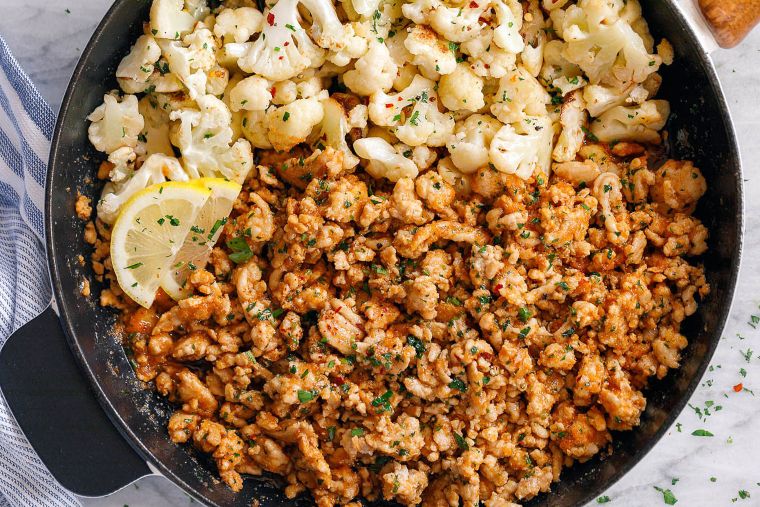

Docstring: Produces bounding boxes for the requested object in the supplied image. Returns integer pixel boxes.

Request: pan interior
[46,1,742,505]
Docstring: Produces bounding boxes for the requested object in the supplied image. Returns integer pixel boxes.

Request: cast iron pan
[0,0,745,505]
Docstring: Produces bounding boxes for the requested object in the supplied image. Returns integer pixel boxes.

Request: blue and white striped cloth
[0,36,80,507]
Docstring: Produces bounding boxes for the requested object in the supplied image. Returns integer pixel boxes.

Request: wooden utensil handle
[698,0,760,48]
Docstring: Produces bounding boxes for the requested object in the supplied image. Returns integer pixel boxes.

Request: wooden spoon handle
[698,0,760,48]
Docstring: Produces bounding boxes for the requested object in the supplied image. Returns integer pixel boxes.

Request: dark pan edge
[44,1,744,506]
[45,2,216,506]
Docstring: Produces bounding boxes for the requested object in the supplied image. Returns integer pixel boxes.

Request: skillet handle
[698,0,760,48]
[0,305,152,497]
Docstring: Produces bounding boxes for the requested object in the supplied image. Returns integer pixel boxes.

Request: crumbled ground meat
[90,142,709,506]
[75,192,92,220]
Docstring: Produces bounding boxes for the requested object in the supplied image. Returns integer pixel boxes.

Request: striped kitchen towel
[0,35,80,507]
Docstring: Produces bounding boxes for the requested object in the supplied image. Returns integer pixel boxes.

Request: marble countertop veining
[1,0,759,505]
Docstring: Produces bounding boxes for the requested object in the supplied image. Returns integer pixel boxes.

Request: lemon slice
[110,181,211,308]
[160,178,242,300]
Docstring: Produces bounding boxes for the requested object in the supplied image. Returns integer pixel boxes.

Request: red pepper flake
[267,12,275,26]
[469,1,478,7]
[278,56,284,60]
[284,41,290,46]
[733,383,743,392]
[270,86,277,96]
[385,103,393,108]
[334,375,347,386]
[494,283,503,292]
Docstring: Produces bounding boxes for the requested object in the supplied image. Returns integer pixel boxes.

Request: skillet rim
[44,1,744,505]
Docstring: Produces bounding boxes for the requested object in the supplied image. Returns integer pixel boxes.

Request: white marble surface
[1,1,759,505]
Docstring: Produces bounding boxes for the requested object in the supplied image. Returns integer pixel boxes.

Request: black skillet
[0,0,751,505]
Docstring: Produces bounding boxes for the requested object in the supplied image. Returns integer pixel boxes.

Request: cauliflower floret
[346,0,381,17]
[590,99,669,143]
[138,96,174,156]
[492,0,525,53]
[553,90,587,162]
[354,137,419,181]
[343,42,398,96]
[116,35,161,86]
[461,30,518,79]
[402,0,488,43]
[311,97,360,169]
[489,115,554,179]
[438,63,484,112]
[241,110,272,149]
[266,96,324,151]
[562,18,661,90]
[97,153,187,223]
[229,75,272,112]
[237,0,325,81]
[404,25,456,79]
[490,67,551,124]
[87,94,144,155]
[540,40,587,96]
[437,156,471,194]
[170,95,254,182]
[213,7,263,43]
[158,27,218,99]
[368,75,454,147]
[446,114,502,173]
[150,0,197,40]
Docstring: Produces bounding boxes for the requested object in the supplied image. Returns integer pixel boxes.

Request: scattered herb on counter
[691,429,714,437]
[596,496,611,504]
[654,486,678,505]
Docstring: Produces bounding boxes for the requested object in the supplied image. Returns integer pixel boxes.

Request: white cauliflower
[590,99,669,143]
[403,24,456,79]
[237,0,325,81]
[87,94,144,155]
[552,90,587,162]
[170,95,254,182]
[540,40,587,96]
[562,17,660,90]
[241,110,273,149]
[582,81,655,117]
[437,156,471,194]
[354,137,419,181]
[520,0,546,76]
[490,67,551,124]
[150,0,197,40]
[115,35,161,87]
[447,114,502,173]
[368,75,454,147]
[489,115,554,179]
[312,97,360,169]
[206,65,230,96]
[265,96,324,151]
[106,147,137,183]
[213,7,263,43]
[461,30,518,79]
[138,96,174,157]
[271,80,298,105]
[229,75,273,112]
[401,0,488,43]
[492,0,524,54]
[158,27,218,99]
[438,63,484,112]
[343,42,398,96]
[97,153,187,223]
[346,0,381,17]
